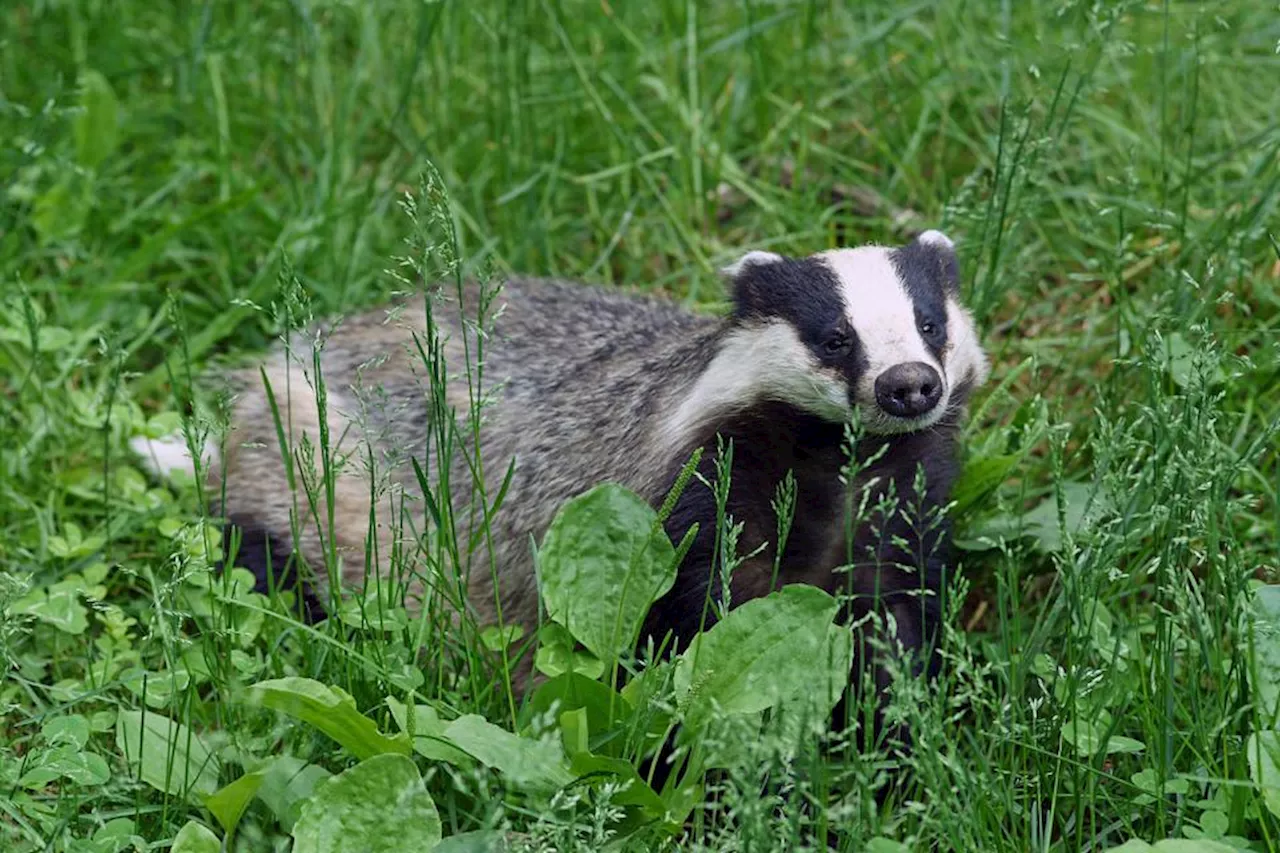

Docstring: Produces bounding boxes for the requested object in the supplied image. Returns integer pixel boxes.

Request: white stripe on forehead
[817,247,937,377]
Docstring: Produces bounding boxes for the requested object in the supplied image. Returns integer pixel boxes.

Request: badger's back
[207,277,721,631]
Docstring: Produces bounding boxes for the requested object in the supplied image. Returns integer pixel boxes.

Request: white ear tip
[721,250,783,278]
[917,230,955,250]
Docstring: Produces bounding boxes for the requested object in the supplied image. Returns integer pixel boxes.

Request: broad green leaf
[18,746,110,788]
[16,588,88,634]
[255,757,331,832]
[523,672,640,756]
[660,770,703,827]
[1131,768,1190,799]
[480,624,525,652]
[569,752,666,817]
[91,818,145,849]
[1248,583,1280,725]
[142,411,184,438]
[89,709,117,732]
[538,483,678,663]
[74,70,121,169]
[292,754,441,853]
[951,452,1019,516]
[1062,707,1144,756]
[442,714,573,793]
[248,677,410,759]
[120,666,191,708]
[1198,810,1229,839]
[754,622,855,762]
[41,714,90,749]
[386,698,473,766]
[1248,730,1280,818]
[815,623,855,714]
[534,642,605,680]
[205,771,264,837]
[389,701,574,795]
[560,707,589,756]
[171,821,221,853]
[1062,718,1144,756]
[158,516,187,538]
[1016,481,1105,553]
[674,585,842,732]
[1104,736,1147,755]
[336,598,409,632]
[115,710,220,803]
[1079,600,1132,662]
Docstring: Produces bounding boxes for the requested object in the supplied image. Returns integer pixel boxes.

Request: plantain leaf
[441,714,573,794]
[248,677,410,759]
[292,754,441,853]
[674,585,842,733]
[538,483,677,664]
[171,821,221,853]
[386,698,473,766]
[115,710,220,803]
[255,757,332,832]
[1248,730,1280,819]
[951,452,1019,516]
[1248,583,1280,726]
[205,770,264,837]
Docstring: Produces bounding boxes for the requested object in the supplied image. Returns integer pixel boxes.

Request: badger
[133,230,988,740]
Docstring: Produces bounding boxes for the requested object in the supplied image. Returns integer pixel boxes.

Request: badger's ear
[915,229,955,251]
[720,250,783,280]
[905,229,960,294]
[720,250,783,316]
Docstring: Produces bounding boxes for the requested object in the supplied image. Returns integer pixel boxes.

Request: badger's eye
[823,335,851,356]
[919,321,939,337]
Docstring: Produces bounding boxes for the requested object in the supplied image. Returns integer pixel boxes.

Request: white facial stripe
[662,321,849,446]
[944,299,990,389]
[818,248,940,402]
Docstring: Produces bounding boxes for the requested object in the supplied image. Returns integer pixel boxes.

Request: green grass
[3,0,1280,850]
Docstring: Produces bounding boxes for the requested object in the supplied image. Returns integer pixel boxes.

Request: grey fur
[214,278,726,630]
[188,238,989,703]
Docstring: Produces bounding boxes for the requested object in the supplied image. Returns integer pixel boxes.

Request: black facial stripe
[892,237,960,297]
[729,254,870,396]
[916,310,947,361]
[730,256,852,360]
[890,240,955,361]
[731,256,843,333]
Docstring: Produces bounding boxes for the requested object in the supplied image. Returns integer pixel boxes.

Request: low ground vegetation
[2,1,1279,851]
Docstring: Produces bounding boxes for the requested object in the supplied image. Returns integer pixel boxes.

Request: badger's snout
[874,361,943,419]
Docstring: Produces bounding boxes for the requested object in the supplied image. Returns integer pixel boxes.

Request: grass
[2,0,1279,850]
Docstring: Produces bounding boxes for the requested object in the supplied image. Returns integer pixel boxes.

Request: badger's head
[677,231,989,438]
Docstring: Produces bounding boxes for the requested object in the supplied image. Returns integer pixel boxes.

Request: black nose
[874,362,943,418]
